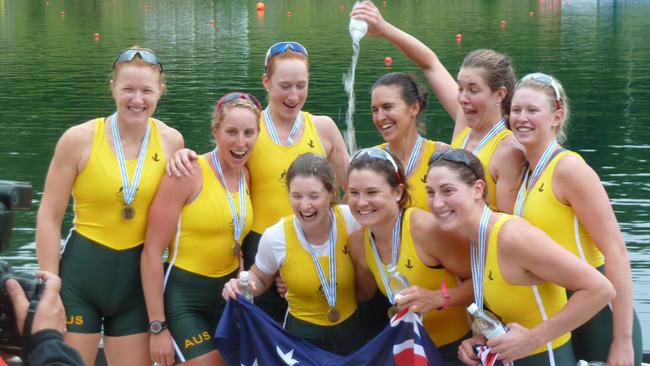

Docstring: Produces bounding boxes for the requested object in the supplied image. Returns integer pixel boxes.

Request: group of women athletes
[34,0,642,365]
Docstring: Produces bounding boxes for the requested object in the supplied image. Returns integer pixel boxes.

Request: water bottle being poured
[343,1,368,155]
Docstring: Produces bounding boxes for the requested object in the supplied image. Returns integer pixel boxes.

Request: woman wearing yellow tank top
[426,149,614,365]
[169,42,350,322]
[141,93,261,366]
[351,1,525,213]
[345,147,473,365]
[35,47,184,366]
[371,72,449,211]
[223,153,364,355]
[510,74,642,365]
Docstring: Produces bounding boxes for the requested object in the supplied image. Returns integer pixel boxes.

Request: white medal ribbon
[368,210,403,304]
[514,140,558,216]
[211,149,246,244]
[470,205,491,310]
[461,118,506,154]
[263,107,302,146]
[110,112,151,207]
[294,210,337,309]
[386,135,424,177]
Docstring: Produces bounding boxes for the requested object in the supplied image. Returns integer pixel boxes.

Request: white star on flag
[276,345,299,365]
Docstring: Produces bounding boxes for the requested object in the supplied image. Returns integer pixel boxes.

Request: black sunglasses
[428,149,480,179]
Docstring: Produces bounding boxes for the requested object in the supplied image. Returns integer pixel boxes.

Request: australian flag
[215,296,444,366]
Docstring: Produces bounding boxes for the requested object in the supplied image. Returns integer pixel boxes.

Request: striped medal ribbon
[461,118,506,154]
[386,134,424,177]
[211,148,246,257]
[294,210,339,322]
[263,107,302,146]
[110,112,151,220]
[368,210,403,305]
[514,140,558,216]
[470,205,491,310]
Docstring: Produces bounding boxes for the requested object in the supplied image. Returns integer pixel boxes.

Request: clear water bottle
[576,361,607,366]
[387,264,410,301]
[238,271,254,303]
[349,1,368,42]
[467,303,508,339]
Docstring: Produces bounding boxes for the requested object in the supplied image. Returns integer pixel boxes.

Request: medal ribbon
[470,205,491,310]
[110,112,151,207]
[211,149,246,244]
[461,118,506,154]
[386,135,424,177]
[263,107,302,146]
[368,210,403,304]
[294,210,337,309]
[514,140,558,216]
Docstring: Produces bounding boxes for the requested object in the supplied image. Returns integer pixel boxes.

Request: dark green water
[1,0,649,350]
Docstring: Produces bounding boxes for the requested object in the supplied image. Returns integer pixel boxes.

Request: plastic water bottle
[576,361,607,366]
[467,303,508,339]
[387,264,410,300]
[238,271,254,303]
[349,2,368,43]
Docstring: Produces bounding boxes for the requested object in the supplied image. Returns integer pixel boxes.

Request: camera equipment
[0,180,43,356]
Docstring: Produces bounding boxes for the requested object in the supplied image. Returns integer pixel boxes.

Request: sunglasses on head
[264,42,308,71]
[215,92,263,115]
[351,147,402,183]
[428,149,480,179]
[113,48,162,71]
[516,72,561,109]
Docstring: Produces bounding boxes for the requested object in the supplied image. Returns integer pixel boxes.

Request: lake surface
[1,0,649,351]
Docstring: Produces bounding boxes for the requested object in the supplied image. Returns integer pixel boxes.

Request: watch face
[149,321,165,334]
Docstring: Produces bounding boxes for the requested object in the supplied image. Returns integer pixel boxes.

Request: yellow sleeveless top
[377,140,438,211]
[166,156,252,277]
[364,208,470,346]
[516,151,604,267]
[483,214,570,356]
[73,118,165,250]
[279,206,357,326]
[451,127,511,210]
[248,112,326,233]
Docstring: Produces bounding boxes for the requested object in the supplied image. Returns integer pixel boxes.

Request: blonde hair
[211,99,262,130]
[514,74,570,144]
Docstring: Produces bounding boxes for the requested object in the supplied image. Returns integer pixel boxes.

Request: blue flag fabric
[215,296,444,366]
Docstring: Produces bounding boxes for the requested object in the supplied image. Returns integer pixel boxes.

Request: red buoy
[455,33,462,43]
[500,19,506,28]
[529,11,534,17]
[287,10,292,16]
[93,32,100,39]
[60,10,65,16]
[256,2,264,11]
[210,20,215,27]
[384,56,393,66]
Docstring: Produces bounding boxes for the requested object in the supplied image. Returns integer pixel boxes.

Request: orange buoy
[529,11,534,17]
[500,19,506,28]
[455,33,462,43]
[93,32,100,39]
[60,10,65,16]
[256,2,264,11]
[384,56,393,66]
[287,10,292,16]
[210,20,215,27]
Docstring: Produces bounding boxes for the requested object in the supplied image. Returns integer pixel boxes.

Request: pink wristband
[439,277,451,310]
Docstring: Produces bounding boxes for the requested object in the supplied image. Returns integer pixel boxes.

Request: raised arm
[36,123,93,274]
[141,166,200,366]
[489,218,615,362]
[351,1,463,133]
[555,154,636,366]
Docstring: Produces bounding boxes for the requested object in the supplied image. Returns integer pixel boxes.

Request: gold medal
[387,306,398,319]
[233,241,242,257]
[327,308,340,323]
[122,206,136,220]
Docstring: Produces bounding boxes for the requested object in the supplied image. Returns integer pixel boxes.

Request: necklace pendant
[327,308,340,323]
[122,205,136,220]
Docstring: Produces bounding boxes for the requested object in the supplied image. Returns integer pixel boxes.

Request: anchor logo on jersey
[420,174,427,183]
[342,245,349,254]
[538,183,545,192]
[405,259,414,269]
[488,270,494,281]
[116,186,139,200]
[152,152,160,162]
[279,169,287,183]
[308,139,315,148]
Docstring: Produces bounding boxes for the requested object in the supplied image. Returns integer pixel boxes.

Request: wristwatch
[148,320,168,334]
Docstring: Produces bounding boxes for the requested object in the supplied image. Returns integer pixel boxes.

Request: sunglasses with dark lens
[113,49,163,71]
[264,42,308,70]
[215,92,263,115]
[516,72,561,109]
[428,149,480,179]
[351,147,402,183]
